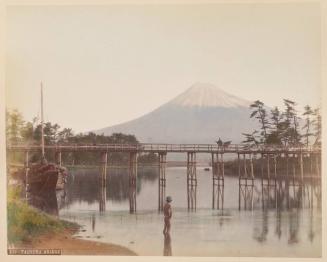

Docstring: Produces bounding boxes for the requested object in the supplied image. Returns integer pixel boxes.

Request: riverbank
[7,185,137,256]
[14,224,137,255]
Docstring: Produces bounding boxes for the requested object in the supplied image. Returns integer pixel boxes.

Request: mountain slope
[95,83,257,144]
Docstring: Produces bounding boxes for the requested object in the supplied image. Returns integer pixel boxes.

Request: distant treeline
[6,97,321,166]
[242,99,321,148]
[5,109,157,165]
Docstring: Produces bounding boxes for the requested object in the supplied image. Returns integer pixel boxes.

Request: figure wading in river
[163,196,172,235]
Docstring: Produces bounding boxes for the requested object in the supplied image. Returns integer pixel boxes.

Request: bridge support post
[315,152,320,178]
[314,152,321,208]
[99,180,106,212]
[299,152,304,208]
[158,152,167,212]
[239,153,254,210]
[55,151,62,166]
[261,153,278,209]
[99,152,108,212]
[187,152,197,211]
[212,153,224,210]
[287,153,302,208]
[100,152,108,185]
[129,152,138,213]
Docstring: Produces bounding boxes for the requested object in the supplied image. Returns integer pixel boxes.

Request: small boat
[204,167,210,171]
[20,82,66,194]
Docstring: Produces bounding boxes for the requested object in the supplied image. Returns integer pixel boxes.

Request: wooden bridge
[7,143,321,213]
[7,143,321,154]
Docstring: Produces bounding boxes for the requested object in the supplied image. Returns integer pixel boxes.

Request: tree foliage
[243,99,321,147]
[6,109,157,164]
[249,100,269,144]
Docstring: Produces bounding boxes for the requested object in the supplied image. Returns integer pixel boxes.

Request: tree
[242,131,260,148]
[58,128,74,143]
[249,100,270,144]
[6,109,25,144]
[21,121,34,142]
[312,107,321,146]
[302,105,314,147]
[266,107,283,145]
[280,99,301,146]
[32,122,61,144]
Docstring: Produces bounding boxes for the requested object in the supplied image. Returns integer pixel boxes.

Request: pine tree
[242,131,260,148]
[249,100,270,144]
[280,99,301,146]
[266,106,283,145]
[302,105,314,147]
[312,107,321,146]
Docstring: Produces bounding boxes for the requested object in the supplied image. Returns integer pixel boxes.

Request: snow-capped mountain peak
[170,82,250,108]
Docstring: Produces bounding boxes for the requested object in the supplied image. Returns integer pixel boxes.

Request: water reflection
[253,209,269,243]
[63,167,321,213]
[55,167,321,257]
[275,210,282,239]
[163,233,172,256]
[91,214,96,232]
[308,209,316,243]
[288,210,300,244]
[28,191,58,216]
[63,167,157,209]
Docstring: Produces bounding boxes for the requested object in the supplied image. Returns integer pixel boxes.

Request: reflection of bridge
[8,143,321,213]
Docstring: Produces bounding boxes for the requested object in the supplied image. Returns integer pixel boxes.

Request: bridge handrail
[6,142,321,152]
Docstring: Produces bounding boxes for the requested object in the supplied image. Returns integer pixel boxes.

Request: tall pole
[41,82,45,161]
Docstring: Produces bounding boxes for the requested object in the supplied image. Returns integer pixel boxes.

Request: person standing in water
[163,196,172,235]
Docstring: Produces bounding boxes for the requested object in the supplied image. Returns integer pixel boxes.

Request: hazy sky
[6,3,321,132]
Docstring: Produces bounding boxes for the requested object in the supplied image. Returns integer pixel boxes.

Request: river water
[54,166,321,257]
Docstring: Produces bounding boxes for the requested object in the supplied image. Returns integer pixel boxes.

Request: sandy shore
[15,226,137,256]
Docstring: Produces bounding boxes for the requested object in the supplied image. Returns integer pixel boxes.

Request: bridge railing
[6,142,321,153]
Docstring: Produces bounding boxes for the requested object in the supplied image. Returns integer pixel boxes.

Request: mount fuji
[95,83,258,144]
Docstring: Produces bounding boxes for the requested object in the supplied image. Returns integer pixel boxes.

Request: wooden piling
[212,153,224,210]
[129,152,137,213]
[158,152,167,211]
[100,152,108,185]
[187,152,197,210]
[238,153,241,210]
[55,151,62,167]
[212,153,215,209]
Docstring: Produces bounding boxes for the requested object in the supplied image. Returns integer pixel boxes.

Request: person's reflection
[163,233,172,256]
[91,214,96,232]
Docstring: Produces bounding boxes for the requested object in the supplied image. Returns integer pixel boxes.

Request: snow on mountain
[170,82,251,108]
[95,83,257,144]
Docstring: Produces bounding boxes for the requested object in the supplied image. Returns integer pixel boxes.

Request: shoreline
[12,222,137,256]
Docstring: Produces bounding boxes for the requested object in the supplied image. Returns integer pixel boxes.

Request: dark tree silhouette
[249,100,269,144]
[302,105,314,147]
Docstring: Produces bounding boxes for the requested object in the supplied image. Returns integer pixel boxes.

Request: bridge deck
[7,143,321,154]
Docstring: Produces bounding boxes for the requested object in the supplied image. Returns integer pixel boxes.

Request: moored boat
[19,82,68,194]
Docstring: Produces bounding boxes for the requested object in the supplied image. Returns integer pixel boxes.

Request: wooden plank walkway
[7,143,321,154]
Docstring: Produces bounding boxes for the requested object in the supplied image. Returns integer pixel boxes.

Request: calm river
[54,166,321,257]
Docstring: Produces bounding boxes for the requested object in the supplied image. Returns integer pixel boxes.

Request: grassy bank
[7,185,137,255]
[7,185,76,245]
